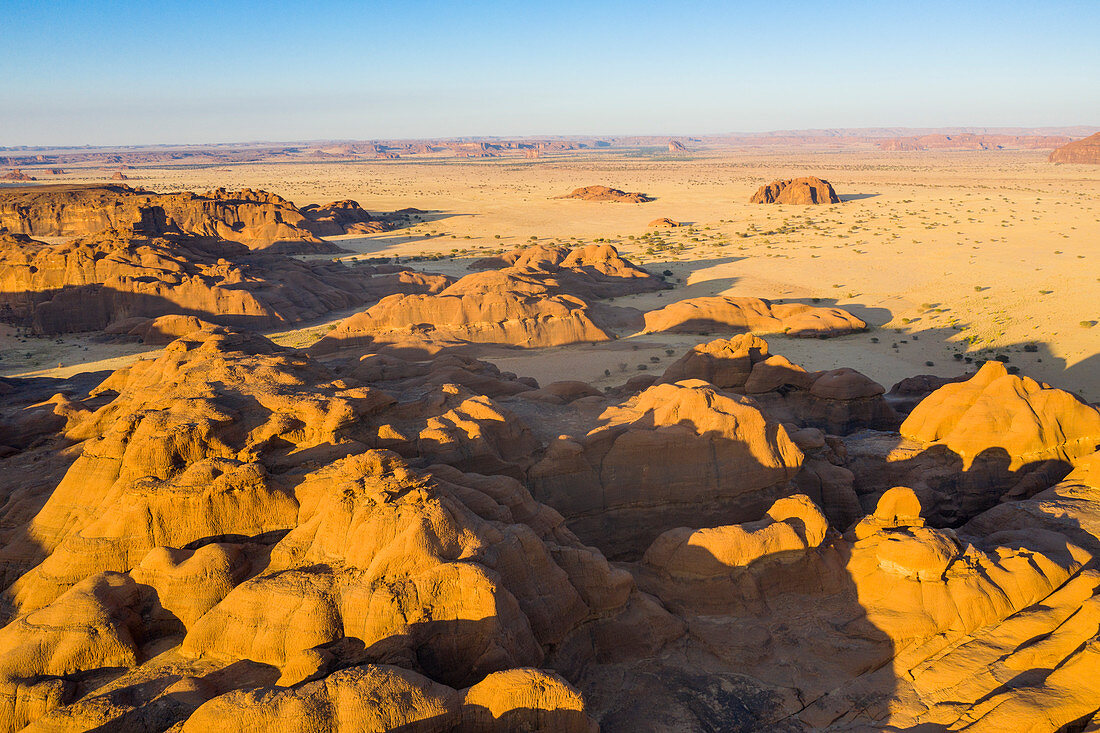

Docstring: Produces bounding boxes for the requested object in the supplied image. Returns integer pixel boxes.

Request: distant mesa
[1,169,35,181]
[0,184,398,253]
[668,140,686,152]
[1049,132,1100,164]
[48,168,64,175]
[555,185,653,203]
[878,132,1074,151]
[750,177,840,205]
[648,217,680,227]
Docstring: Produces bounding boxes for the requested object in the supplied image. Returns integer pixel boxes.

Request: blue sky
[1,0,1097,146]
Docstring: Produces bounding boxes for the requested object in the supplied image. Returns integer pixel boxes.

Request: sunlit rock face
[3,320,1100,731]
[0,184,387,252]
[749,176,841,204]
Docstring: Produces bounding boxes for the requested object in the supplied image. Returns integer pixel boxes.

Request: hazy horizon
[3,0,1098,147]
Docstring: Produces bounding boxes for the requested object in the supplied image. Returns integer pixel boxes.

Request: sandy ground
[2,149,1097,401]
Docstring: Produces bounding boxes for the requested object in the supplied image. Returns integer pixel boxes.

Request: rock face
[642,295,866,337]
[901,360,1100,470]
[0,326,679,732]
[554,186,653,203]
[0,184,390,253]
[5,305,1100,728]
[313,244,666,355]
[880,133,1073,151]
[845,361,1100,526]
[749,176,840,204]
[299,199,386,235]
[529,379,805,557]
[658,335,899,436]
[0,228,449,335]
[1049,131,1100,164]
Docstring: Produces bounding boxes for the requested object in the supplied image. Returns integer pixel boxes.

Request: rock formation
[845,360,1100,525]
[749,176,840,204]
[658,335,899,435]
[529,379,805,557]
[0,326,680,732]
[0,170,34,181]
[0,227,449,335]
[3,287,1100,729]
[0,184,396,253]
[554,186,653,203]
[313,244,666,355]
[1049,131,1100,164]
[648,217,679,227]
[642,295,867,337]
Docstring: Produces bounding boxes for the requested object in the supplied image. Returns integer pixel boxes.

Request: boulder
[749,177,840,204]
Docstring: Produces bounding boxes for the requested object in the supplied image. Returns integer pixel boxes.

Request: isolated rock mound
[0,228,449,335]
[0,184,392,253]
[642,295,866,337]
[749,177,840,204]
[648,217,679,227]
[0,170,34,181]
[555,186,653,203]
[1049,131,1100,164]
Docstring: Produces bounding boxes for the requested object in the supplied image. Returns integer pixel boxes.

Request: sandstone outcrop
[554,186,653,203]
[0,228,449,335]
[3,271,1100,730]
[749,176,840,204]
[0,326,681,731]
[0,170,34,181]
[528,379,805,557]
[642,295,866,337]
[845,361,1100,526]
[648,217,679,227]
[299,199,386,235]
[657,335,898,435]
[313,244,664,355]
[901,361,1100,471]
[1049,131,1100,164]
[0,184,397,253]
